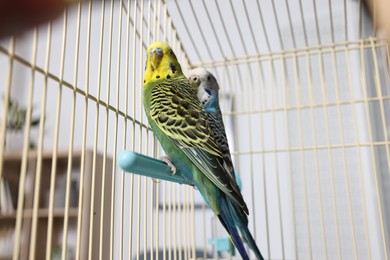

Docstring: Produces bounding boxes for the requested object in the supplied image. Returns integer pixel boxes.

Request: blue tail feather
[195,174,264,259]
[218,208,250,260]
[240,223,264,260]
[227,199,265,260]
[230,226,250,260]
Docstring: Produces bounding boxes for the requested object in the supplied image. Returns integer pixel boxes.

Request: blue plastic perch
[208,237,235,257]
[119,150,243,188]
[118,150,189,185]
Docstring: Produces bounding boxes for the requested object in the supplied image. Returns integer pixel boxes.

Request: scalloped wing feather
[148,77,248,215]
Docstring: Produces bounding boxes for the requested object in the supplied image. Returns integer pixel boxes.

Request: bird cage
[0,0,389,259]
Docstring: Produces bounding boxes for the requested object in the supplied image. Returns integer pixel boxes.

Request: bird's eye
[207,76,211,81]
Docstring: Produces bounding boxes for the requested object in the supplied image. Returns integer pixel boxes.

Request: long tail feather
[239,223,264,260]
[227,199,265,260]
[194,175,263,259]
[218,209,250,260]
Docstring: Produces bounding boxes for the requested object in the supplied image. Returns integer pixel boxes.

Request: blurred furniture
[0,149,112,260]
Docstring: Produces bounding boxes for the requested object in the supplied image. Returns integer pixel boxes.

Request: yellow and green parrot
[143,41,264,260]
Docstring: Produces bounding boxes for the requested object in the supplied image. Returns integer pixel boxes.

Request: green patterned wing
[149,77,248,214]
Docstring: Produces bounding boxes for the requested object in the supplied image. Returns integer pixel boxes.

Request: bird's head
[188,68,220,106]
[144,41,183,87]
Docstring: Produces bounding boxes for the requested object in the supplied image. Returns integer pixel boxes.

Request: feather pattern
[147,77,248,214]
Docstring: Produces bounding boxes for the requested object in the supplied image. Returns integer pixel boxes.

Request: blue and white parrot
[188,68,264,260]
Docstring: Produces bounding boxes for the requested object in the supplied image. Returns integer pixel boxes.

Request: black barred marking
[158,113,168,123]
[176,92,184,99]
[180,100,190,110]
[171,128,178,135]
[194,130,206,140]
[177,107,186,117]
[155,93,167,98]
[169,62,176,73]
[196,119,209,134]
[190,110,200,119]
[172,95,181,104]
[208,110,231,156]
[199,120,207,128]
[177,128,186,137]
[166,110,176,116]
[184,129,197,139]
[185,116,197,126]
[167,119,176,126]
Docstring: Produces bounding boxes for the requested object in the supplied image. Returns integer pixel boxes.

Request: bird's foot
[152,178,160,183]
[160,156,177,175]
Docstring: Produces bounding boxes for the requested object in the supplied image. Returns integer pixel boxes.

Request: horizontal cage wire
[0,0,389,260]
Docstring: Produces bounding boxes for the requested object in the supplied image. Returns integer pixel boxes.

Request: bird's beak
[150,48,163,70]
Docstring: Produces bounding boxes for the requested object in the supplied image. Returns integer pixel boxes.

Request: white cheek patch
[197,87,211,105]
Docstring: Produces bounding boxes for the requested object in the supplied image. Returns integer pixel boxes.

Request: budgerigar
[188,68,235,176]
[188,68,264,260]
[143,41,263,260]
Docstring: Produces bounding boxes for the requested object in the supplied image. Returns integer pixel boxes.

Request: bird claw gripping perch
[159,156,177,175]
[119,151,189,185]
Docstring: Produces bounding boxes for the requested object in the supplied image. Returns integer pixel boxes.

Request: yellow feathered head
[144,41,183,87]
